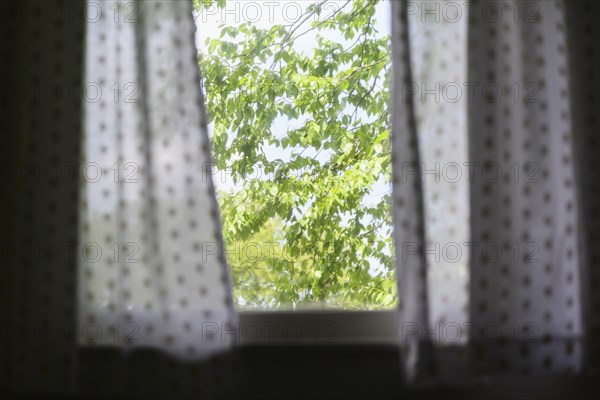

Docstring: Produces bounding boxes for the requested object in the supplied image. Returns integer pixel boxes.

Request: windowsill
[238,309,399,346]
[73,310,600,399]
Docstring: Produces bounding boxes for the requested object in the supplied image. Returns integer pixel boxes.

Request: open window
[194,0,468,346]
[195,0,396,313]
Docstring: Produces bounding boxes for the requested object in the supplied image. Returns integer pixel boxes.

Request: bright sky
[195,1,391,52]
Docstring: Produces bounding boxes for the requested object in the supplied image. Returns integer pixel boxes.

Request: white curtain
[2,0,242,396]
[392,0,600,384]
[79,0,237,359]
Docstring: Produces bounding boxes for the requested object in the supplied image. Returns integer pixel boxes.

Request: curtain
[2,0,243,396]
[79,0,237,359]
[391,0,600,384]
[2,0,85,392]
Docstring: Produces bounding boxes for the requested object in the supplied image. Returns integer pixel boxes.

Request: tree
[195,0,396,309]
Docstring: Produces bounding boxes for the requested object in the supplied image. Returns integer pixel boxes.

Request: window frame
[238,310,398,346]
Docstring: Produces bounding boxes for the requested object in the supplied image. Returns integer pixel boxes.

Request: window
[195,0,396,311]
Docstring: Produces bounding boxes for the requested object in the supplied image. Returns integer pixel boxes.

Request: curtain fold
[5,0,85,392]
[392,0,600,384]
[467,0,585,377]
[390,0,433,383]
[563,1,600,370]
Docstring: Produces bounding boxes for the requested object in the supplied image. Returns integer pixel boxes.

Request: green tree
[195,0,396,309]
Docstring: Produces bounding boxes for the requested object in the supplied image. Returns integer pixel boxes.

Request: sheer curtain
[391,0,600,384]
[79,0,237,359]
[2,0,242,396]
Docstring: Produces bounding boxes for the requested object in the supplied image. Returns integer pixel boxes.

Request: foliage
[195,0,396,309]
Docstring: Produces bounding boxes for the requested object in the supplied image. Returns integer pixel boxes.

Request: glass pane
[195,0,395,310]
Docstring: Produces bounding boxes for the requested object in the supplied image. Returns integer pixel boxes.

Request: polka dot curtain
[2,0,242,395]
[1,0,85,393]
[79,0,237,360]
[391,0,600,384]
